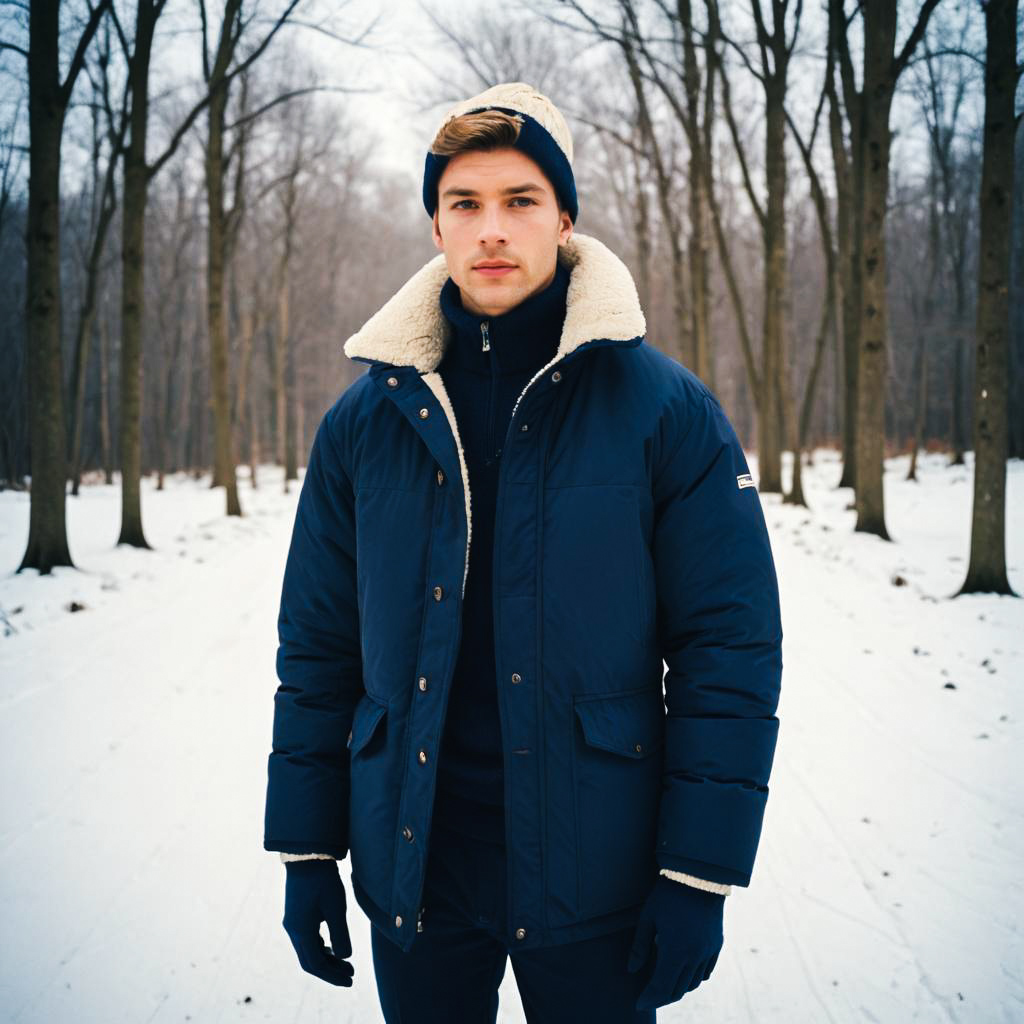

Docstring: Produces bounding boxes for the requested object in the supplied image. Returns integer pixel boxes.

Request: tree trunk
[958,0,1017,596]
[681,0,710,381]
[630,138,652,317]
[949,332,967,464]
[117,0,158,549]
[273,255,288,470]
[758,78,787,494]
[98,307,112,485]
[826,47,857,491]
[204,75,241,516]
[852,4,900,539]
[19,0,75,572]
[907,341,927,482]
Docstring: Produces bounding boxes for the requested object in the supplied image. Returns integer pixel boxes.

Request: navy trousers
[370,817,656,1023]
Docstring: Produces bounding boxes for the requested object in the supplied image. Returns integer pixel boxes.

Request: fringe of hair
[429,109,523,156]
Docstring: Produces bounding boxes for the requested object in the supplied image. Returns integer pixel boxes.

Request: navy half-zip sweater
[431,260,571,848]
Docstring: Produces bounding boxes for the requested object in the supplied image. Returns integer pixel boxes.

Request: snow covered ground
[0,450,1021,1023]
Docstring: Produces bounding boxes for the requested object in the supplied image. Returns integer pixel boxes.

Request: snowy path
[0,452,1021,1023]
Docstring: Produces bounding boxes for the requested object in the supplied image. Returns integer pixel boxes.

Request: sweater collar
[438,260,569,375]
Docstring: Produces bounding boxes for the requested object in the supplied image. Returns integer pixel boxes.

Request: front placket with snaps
[371,364,470,948]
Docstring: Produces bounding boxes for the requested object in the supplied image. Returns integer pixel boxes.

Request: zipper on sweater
[483,321,500,462]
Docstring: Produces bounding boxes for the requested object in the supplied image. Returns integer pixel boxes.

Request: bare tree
[203,0,250,516]
[785,83,839,507]
[18,0,110,573]
[711,0,802,495]
[831,0,942,540]
[957,0,1019,597]
[151,174,199,490]
[68,16,128,496]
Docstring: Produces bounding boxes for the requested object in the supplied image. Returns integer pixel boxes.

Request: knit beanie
[422,82,578,224]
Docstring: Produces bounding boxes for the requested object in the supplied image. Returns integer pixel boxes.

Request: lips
[474,262,517,277]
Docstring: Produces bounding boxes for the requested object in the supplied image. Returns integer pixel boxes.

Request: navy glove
[282,859,355,986]
[627,875,725,1011]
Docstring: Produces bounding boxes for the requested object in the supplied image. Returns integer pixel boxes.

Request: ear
[432,209,444,252]
[557,208,572,246]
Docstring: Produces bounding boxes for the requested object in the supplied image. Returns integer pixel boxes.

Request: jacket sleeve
[652,388,783,888]
[263,405,364,860]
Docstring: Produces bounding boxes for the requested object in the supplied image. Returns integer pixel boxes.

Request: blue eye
[451,197,537,209]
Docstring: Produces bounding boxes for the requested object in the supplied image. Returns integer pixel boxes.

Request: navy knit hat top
[422,82,578,224]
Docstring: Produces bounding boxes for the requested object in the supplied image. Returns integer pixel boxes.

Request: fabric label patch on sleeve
[736,473,756,489]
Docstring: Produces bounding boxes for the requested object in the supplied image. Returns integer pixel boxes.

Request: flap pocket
[347,692,388,756]
[573,687,665,759]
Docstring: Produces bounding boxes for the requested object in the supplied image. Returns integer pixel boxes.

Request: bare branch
[0,40,28,59]
[716,57,766,227]
[903,46,984,70]
[225,84,373,133]
[59,0,112,105]
[893,0,943,79]
[148,0,302,181]
[269,13,382,48]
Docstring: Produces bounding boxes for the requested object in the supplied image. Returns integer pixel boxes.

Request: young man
[264,82,783,1022]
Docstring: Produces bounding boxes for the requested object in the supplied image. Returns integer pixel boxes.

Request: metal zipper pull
[481,321,490,352]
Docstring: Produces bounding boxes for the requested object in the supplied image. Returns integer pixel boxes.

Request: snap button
[520,423,529,432]
[395,915,403,927]
[433,585,443,601]
[419,407,429,419]
[551,370,561,382]
[386,376,399,388]
[418,749,427,764]
[437,468,444,485]
[402,825,414,841]
[511,672,522,684]
[515,927,527,940]
[418,676,428,691]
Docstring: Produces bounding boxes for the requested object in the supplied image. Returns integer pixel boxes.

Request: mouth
[474,263,517,277]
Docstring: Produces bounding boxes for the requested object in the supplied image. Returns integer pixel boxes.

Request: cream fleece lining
[659,868,732,895]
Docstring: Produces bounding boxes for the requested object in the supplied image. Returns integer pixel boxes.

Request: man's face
[432,146,573,317]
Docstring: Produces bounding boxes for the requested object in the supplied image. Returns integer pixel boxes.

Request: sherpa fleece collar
[342,232,646,372]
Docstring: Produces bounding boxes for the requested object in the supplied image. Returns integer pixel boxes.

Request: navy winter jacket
[263,233,783,953]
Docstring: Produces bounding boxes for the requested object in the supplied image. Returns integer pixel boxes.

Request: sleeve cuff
[659,867,732,895]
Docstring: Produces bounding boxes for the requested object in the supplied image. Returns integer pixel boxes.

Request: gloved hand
[282,859,354,986]
[627,875,725,1010]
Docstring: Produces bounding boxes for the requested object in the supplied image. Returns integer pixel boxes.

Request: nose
[477,204,509,248]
